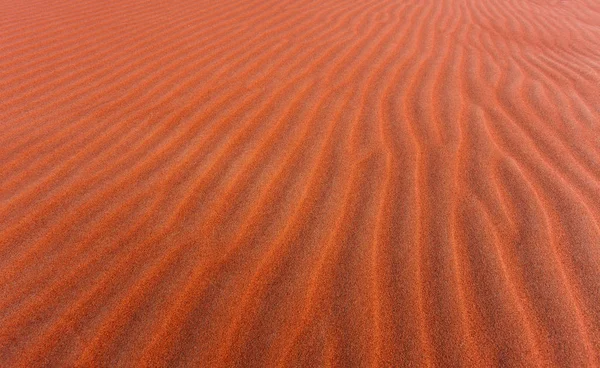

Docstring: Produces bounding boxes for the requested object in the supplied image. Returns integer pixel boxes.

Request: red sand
[1,0,600,366]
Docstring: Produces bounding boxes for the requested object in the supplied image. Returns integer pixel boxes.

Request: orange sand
[1,0,600,366]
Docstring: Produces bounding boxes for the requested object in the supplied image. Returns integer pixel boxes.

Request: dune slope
[1,0,600,366]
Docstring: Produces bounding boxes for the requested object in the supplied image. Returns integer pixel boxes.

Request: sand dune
[1,0,600,366]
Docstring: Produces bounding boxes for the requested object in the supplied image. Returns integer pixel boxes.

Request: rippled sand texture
[1,0,600,366]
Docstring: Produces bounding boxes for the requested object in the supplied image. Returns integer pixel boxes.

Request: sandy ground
[1,0,600,366]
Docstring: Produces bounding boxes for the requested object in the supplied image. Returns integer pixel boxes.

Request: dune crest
[1,0,600,366]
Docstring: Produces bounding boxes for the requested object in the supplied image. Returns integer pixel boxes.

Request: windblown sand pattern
[1,0,600,366]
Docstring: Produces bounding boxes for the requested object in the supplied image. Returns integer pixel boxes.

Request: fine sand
[1,0,600,366]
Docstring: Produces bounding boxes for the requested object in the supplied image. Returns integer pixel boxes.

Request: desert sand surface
[1,0,600,366]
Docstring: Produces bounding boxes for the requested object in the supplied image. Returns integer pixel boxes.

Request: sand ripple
[1,0,600,366]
